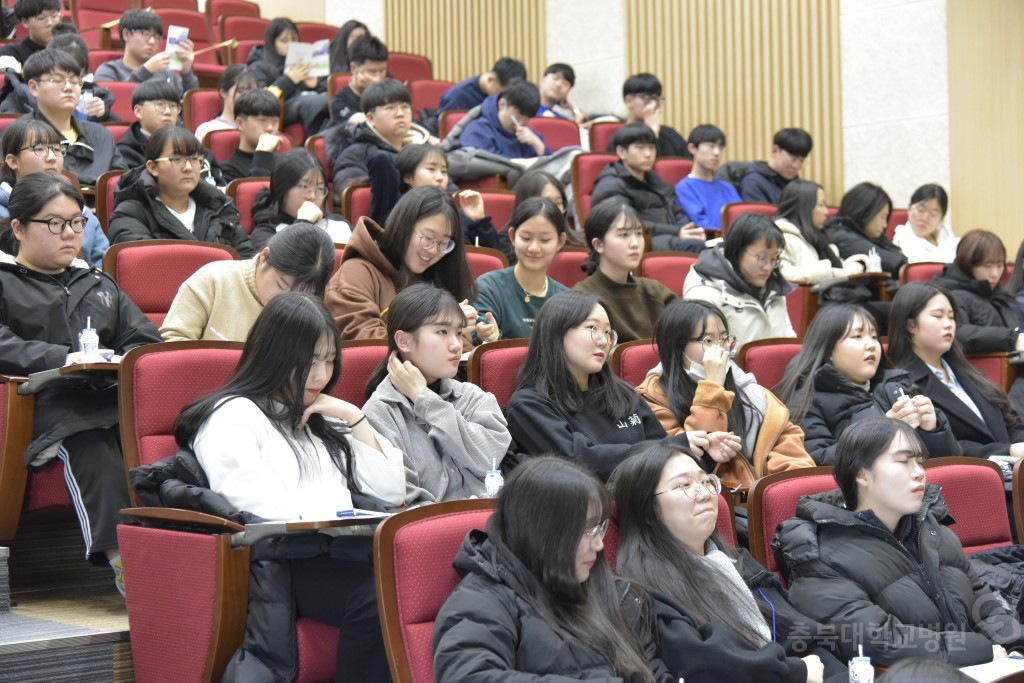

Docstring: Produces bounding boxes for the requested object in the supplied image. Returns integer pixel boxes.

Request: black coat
[590,160,693,251]
[775,486,1023,666]
[739,161,790,204]
[327,122,398,193]
[791,364,961,465]
[934,264,1020,353]
[108,165,254,257]
[825,216,907,279]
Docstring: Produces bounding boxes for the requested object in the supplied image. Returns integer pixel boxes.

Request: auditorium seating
[407,79,453,121]
[331,341,389,408]
[720,201,776,234]
[548,246,589,288]
[466,339,530,408]
[182,88,223,133]
[735,337,804,392]
[387,52,433,82]
[610,339,659,388]
[95,169,128,234]
[638,251,699,295]
[225,177,270,235]
[571,152,617,223]
[922,457,1013,554]
[465,246,508,279]
[528,117,581,151]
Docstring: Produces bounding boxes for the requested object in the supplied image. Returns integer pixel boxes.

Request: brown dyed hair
[954,229,1006,275]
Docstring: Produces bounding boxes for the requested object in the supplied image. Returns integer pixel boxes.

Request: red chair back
[721,202,776,234]
[736,338,804,392]
[923,457,1012,554]
[653,157,693,186]
[967,352,1014,393]
[95,170,127,234]
[96,82,139,122]
[548,246,589,288]
[102,122,132,145]
[306,134,333,190]
[154,9,216,64]
[465,246,508,279]
[329,341,389,409]
[407,79,452,120]
[72,0,132,47]
[785,284,818,337]
[438,110,467,139]
[88,50,123,76]
[205,129,291,163]
[887,208,907,240]
[639,250,698,295]
[208,0,260,42]
[478,190,515,231]
[375,499,495,683]
[387,52,433,83]
[183,88,224,133]
[148,0,199,9]
[528,117,581,151]
[296,22,336,43]
[571,153,617,223]
[589,121,623,152]
[466,339,530,408]
[231,39,262,66]
[328,73,353,101]
[225,177,270,235]
[900,261,945,285]
[102,241,240,326]
[218,14,268,44]
[610,339,659,388]
[342,184,372,224]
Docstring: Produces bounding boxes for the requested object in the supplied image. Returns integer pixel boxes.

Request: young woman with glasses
[684,212,796,348]
[251,149,351,250]
[610,443,846,683]
[637,300,813,492]
[892,184,959,264]
[434,456,672,682]
[109,126,254,257]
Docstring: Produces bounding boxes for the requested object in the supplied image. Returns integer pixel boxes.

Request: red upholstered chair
[330,341,389,409]
[785,283,819,337]
[374,499,496,683]
[102,240,240,326]
[387,53,433,83]
[887,208,907,240]
[736,338,804,393]
[747,467,837,576]
[225,177,270,235]
[407,79,452,120]
[638,251,698,296]
[341,183,372,224]
[465,246,509,279]
[438,110,467,140]
[96,82,139,122]
[183,88,224,133]
[218,15,268,45]
[102,122,132,145]
[571,153,617,223]
[588,121,623,153]
[230,39,262,66]
[899,261,946,285]
[153,9,226,85]
[923,457,1012,554]
[720,202,776,235]
[528,117,581,151]
[148,0,199,9]
[205,129,291,163]
[456,175,503,191]
[72,0,132,48]
[87,49,123,75]
[208,0,260,42]
[305,134,334,194]
[610,339,660,388]
[967,352,1016,393]
[95,169,127,234]
[466,339,530,408]
[296,22,336,43]
[548,246,589,288]
[328,73,353,102]
[477,190,516,231]
[653,157,694,186]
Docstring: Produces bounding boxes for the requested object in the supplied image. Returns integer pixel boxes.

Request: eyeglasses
[37,74,81,88]
[695,334,737,353]
[378,102,412,115]
[145,100,182,113]
[576,325,618,348]
[153,155,205,168]
[909,203,943,220]
[297,183,329,199]
[654,473,722,499]
[582,519,609,547]
[28,215,88,235]
[416,232,455,255]
[20,142,66,158]
[750,254,780,269]
[129,29,162,43]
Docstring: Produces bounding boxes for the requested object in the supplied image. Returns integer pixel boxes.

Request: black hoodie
[590,160,695,252]
[934,263,1020,353]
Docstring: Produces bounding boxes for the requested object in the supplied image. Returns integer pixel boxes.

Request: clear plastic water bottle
[484,461,504,497]
[80,326,99,362]
[76,92,93,117]
[866,247,882,273]
[849,646,873,682]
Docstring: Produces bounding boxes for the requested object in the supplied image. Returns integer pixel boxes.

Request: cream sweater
[160,255,264,342]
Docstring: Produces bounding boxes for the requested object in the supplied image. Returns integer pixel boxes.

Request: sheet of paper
[961,656,1024,682]
[286,40,331,79]
[166,25,189,71]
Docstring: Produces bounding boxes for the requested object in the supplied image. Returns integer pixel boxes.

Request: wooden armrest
[120,507,246,532]
[0,375,35,538]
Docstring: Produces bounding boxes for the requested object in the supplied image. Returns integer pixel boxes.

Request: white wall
[325,0,385,41]
[545,0,627,117]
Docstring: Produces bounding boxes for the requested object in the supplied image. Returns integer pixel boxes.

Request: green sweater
[574,268,677,342]
[474,267,568,340]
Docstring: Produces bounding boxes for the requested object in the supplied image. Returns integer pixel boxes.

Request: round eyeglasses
[28,215,88,235]
[297,183,329,199]
[416,232,455,255]
[576,325,618,348]
[582,519,609,547]
[654,473,722,499]
[695,334,737,353]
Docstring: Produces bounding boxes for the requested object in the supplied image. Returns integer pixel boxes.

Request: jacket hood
[746,160,784,184]
[795,483,950,528]
[693,244,793,302]
[114,164,228,209]
[341,217,397,276]
[935,263,1013,303]
[452,528,505,583]
[246,44,268,67]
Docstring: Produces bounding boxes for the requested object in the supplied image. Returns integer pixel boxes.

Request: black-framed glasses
[416,232,455,255]
[153,155,205,169]
[576,325,618,348]
[654,474,722,499]
[582,519,609,547]
[20,142,66,158]
[695,334,738,353]
[297,183,329,199]
[28,215,88,235]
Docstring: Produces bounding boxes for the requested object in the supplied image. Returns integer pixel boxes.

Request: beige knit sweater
[160,255,264,342]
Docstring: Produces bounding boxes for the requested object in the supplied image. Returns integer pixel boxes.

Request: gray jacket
[93,58,199,92]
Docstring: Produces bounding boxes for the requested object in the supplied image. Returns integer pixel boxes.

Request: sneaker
[110,556,126,598]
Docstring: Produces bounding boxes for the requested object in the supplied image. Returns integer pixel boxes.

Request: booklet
[285,39,330,79]
[166,25,189,71]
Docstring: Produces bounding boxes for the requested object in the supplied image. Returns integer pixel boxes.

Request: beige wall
[252,0,324,23]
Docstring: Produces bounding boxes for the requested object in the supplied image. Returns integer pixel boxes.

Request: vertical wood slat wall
[383,0,547,84]
[626,0,843,203]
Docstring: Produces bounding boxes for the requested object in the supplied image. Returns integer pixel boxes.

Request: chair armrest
[0,375,34,539]
[120,507,247,533]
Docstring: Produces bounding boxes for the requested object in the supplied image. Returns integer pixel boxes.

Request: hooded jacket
[683,245,796,348]
[459,93,551,159]
[774,487,1023,666]
[116,121,224,186]
[739,161,791,204]
[326,119,432,193]
[934,264,1020,353]
[324,217,396,340]
[108,164,254,257]
[590,160,693,251]
[825,216,907,279]
[775,217,845,284]
[24,109,127,187]
[433,529,674,683]
[0,69,118,122]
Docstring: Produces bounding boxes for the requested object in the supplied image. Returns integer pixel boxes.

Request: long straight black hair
[175,293,359,488]
[488,456,655,683]
[774,179,838,264]
[252,148,330,224]
[610,442,768,648]
[516,290,638,417]
[262,17,298,67]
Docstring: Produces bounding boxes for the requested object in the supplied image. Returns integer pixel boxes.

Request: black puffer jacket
[790,364,961,466]
[108,165,254,257]
[433,530,674,683]
[934,264,1020,353]
[116,121,224,186]
[774,486,1023,666]
[825,216,907,279]
[590,160,693,251]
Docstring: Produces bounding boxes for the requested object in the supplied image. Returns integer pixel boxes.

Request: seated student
[251,149,350,250]
[433,456,674,683]
[20,50,126,187]
[327,78,432,195]
[575,200,676,342]
[459,81,551,159]
[1011,241,1024,326]
[638,300,813,491]
[363,283,511,504]
[510,169,582,249]
[612,72,689,158]
[218,88,284,184]
[474,197,569,340]
[0,173,161,595]
[774,179,865,283]
[435,56,527,121]
[825,181,906,279]
[775,417,1022,667]
[247,17,328,136]
[537,62,586,123]
[888,282,1024,458]
[194,65,259,144]
[161,222,335,342]
[611,443,846,683]
[591,123,705,252]
[109,126,254,257]
[328,19,369,74]
[177,292,405,681]
[506,289,719,481]
[739,128,813,204]
[0,118,106,267]
[94,9,198,93]
[674,124,741,230]
[324,186,479,341]
[774,304,960,466]
[892,184,958,264]
[329,34,389,124]
[933,230,1024,355]
[683,213,796,348]
[0,0,60,66]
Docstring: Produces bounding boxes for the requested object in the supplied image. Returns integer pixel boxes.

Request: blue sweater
[437,75,488,115]
[675,176,741,229]
[460,95,550,159]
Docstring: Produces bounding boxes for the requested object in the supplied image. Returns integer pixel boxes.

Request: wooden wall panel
[383,0,547,84]
[626,0,843,203]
